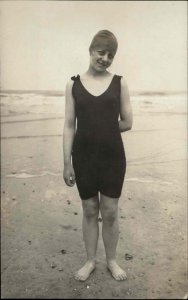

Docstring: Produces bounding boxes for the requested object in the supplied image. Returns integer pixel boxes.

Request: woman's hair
[89,30,118,55]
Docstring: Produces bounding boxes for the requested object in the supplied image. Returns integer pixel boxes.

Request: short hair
[89,30,118,55]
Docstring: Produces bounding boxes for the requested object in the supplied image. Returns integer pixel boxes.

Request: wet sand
[1,92,187,299]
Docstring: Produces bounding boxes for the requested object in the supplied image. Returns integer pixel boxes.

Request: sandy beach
[1,92,187,299]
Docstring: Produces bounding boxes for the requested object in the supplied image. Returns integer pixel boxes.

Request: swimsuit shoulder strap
[111,74,123,97]
[115,74,123,80]
[71,74,80,81]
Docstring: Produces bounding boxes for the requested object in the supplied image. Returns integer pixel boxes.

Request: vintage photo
[1,1,187,298]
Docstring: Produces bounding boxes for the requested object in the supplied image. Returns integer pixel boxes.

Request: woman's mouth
[97,61,107,67]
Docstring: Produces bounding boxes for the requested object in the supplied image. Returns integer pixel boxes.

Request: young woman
[63,30,133,281]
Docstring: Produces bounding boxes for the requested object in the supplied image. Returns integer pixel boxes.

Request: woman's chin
[95,66,108,73]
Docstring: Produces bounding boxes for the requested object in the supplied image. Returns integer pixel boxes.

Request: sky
[1,1,187,92]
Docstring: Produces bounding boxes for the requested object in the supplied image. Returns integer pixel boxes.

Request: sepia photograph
[1,1,187,299]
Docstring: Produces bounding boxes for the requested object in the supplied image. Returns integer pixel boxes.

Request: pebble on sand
[125,253,133,260]
[50,262,56,269]
[61,249,66,254]
[58,268,64,272]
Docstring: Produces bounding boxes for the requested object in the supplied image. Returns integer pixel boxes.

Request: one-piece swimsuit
[71,74,126,200]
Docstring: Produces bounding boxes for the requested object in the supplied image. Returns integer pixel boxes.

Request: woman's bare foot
[74,260,96,281]
[107,260,127,281]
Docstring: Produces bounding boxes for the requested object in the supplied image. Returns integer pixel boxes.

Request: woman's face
[89,47,115,73]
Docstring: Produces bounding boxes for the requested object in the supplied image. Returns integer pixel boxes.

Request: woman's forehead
[93,45,116,55]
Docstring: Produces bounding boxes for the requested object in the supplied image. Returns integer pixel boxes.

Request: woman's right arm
[63,79,76,187]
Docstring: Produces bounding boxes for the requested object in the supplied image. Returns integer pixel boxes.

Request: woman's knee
[101,207,118,224]
[82,199,99,219]
[100,194,118,224]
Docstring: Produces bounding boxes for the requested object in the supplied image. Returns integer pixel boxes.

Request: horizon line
[1,89,187,96]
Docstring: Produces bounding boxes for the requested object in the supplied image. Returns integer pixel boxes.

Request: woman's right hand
[63,164,76,187]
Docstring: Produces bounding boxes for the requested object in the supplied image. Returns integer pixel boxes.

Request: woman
[63,30,133,281]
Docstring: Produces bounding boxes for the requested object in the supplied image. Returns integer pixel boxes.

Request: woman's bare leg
[100,193,127,280]
[75,194,99,281]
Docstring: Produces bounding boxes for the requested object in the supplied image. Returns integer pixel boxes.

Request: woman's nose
[102,54,108,62]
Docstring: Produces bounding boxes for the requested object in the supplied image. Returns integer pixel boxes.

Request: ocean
[1,91,187,117]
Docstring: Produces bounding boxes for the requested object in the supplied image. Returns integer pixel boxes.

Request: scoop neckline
[79,74,116,98]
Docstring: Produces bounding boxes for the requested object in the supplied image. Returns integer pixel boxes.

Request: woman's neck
[86,66,109,77]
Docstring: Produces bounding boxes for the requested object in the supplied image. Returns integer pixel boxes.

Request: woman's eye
[98,51,105,55]
[97,51,114,59]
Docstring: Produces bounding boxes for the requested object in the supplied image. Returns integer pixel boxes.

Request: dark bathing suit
[71,74,126,200]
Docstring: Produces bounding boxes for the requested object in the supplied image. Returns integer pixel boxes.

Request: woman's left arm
[119,77,133,132]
